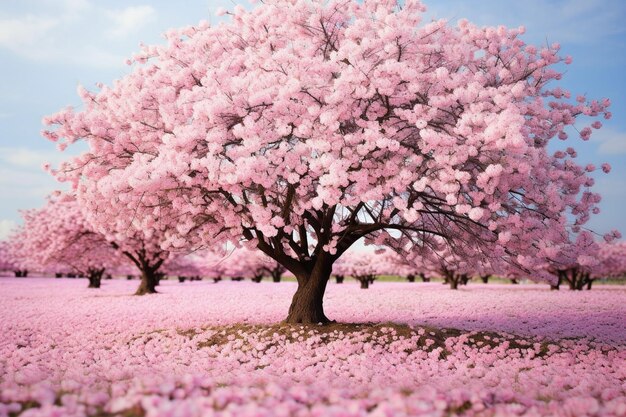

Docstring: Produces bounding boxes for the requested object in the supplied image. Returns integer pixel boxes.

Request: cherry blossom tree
[540,231,600,291]
[4,232,40,277]
[595,241,626,285]
[44,0,614,323]
[379,250,429,282]
[336,250,389,289]
[0,241,17,275]
[163,253,204,282]
[15,196,121,288]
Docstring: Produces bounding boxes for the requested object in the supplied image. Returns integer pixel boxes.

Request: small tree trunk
[335,275,344,284]
[586,279,593,290]
[251,274,263,283]
[460,274,470,285]
[419,273,430,282]
[406,274,415,283]
[360,279,370,289]
[126,275,134,280]
[55,272,63,278]
[480,275,490,284]
[285,264,332,324]
[213,277,221,283]
[87,268,104,288]
[551,272,563,290]
[178,276,186,283]
[135,268,158,295]
[510,278,519,285]
[444,271,460,289]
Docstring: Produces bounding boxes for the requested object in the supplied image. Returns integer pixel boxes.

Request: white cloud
[106,5,156,39]
[0,219,17,240]
[0,147,71,170]
[591,128,626,155]
[0,2,155,68]
[0,15,60,48]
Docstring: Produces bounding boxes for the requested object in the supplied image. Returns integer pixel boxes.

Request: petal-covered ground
[0,278,624,417]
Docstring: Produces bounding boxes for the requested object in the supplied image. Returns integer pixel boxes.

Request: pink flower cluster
[1,279,624,417]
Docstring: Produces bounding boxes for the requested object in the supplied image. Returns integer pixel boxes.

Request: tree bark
[551,271,564,290]
[419,273,430,282]
[360,279,370,289]
[406,274,415,283]
[444,270,460,289]
[271,269,282,282]
[135,268,158,295]
[87,268,104,289]
[480,275,490,284]
[285,263,332,324]
[335,275,344,284]
[586,279,593,290]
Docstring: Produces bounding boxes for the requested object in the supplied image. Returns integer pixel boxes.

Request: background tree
[44,0,614,323]
[542,231,600,290]
[163,253,204,282]
[15,196,121,288]
[595,241,626,285]
[0,241,17,276]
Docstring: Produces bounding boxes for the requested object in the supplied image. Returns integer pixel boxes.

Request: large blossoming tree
[44,0,614,323]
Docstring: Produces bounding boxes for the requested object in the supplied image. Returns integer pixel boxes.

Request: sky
[0,0,624,241]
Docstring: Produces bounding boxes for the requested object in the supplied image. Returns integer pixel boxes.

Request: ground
[0,278,624,417]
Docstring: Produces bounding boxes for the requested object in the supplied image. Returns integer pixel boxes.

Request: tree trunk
[419,273,430,282]
[445,271,459,289]
[460,274,470,285]
[335,275,344,284]
[480,275,490,284]
[271,270,282,283]
[87,269,104,289]
[406,274,415,283]
[55,273,63,278]
[178,276,186,283]
[135,268,158,295]
[551,271,564,290]
[285,264,332,324]
[586,279,593,290]
[360,279,370,289]
[251,274,263,283]
[510,278,519,285]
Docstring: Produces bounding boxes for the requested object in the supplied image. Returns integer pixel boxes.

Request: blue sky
[0,0,624,240]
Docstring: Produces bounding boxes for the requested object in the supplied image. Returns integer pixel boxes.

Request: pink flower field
[1,278,624,417]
